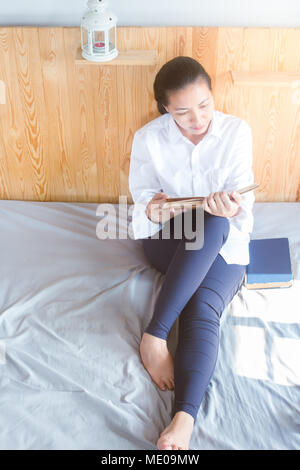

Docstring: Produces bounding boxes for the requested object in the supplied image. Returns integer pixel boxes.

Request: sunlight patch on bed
[271,337,300,386]
[232,325,268,380]
[229,280,300,324]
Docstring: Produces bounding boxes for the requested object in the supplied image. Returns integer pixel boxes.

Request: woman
[128,56,255,450]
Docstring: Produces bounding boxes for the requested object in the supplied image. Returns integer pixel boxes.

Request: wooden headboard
[0,26,299,203]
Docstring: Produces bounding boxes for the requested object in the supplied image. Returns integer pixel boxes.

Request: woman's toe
[160,382,167,391]
[163,444,173,450]
[158,439,172,450]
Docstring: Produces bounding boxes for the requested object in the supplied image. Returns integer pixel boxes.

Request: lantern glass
[109,27,116,52]
[93,30,106,54]
[81,26,89,51]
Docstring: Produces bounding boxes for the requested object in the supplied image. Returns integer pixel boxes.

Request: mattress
[0,200,299,450]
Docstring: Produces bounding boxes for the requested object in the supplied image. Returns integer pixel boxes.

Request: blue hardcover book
[244,238,293,289]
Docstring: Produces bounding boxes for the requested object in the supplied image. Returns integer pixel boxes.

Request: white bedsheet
[0,201,299,450]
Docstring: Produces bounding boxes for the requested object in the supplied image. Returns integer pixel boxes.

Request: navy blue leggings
[141,209,246,422]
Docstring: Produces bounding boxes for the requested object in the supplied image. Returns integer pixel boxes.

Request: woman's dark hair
[154,56,212,115]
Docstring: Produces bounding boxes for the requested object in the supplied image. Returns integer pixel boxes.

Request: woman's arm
[129,130,162,210]
[128,130,169,238]
[129,130,184,228]
[225,121,255,234]
[203,121,255,233]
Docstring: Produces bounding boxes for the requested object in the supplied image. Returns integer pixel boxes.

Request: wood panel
[0,26,299,203]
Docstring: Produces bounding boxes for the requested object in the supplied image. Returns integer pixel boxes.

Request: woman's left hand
[202,190,243,218]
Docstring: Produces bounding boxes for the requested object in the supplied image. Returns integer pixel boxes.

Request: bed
[0,200,299,450]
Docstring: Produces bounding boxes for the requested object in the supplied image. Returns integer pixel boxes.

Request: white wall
[0,0,300,27]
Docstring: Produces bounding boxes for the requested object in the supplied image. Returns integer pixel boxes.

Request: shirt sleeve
[225,121,255,236]
[128,130,164,239]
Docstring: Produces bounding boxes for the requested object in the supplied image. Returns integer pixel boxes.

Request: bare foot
[157,411,195,450]
[139,332,174,391]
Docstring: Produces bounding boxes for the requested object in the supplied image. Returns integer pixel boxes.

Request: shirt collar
[167,109,222,144]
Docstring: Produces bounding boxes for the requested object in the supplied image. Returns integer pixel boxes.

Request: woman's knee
[181,299,221,330]
[204,213,230,243]
[141,237,178,274]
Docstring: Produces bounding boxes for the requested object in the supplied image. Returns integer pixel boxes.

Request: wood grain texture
[0,26,299,203]
[0,80,5,104]
[231,71,300,86]
[75,47,158,65]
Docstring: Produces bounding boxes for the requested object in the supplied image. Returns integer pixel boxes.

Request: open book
[162,183,259,210]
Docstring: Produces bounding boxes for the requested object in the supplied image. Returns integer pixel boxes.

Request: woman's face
[164,79,214,138]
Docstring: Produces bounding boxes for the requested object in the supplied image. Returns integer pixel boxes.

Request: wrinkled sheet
[0,201,299,450]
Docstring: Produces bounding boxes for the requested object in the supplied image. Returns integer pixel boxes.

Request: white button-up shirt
[128,109,255,265]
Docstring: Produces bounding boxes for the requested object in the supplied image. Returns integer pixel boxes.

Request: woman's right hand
[146,192,187,223]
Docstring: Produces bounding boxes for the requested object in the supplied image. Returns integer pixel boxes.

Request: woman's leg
[141,209,245,449]
[171,254,246,422]
[157,255,245,450]
[144,211,230,340]
[140,216,183,392]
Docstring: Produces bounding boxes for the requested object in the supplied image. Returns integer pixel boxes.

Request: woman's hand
[146,192,187,223]
[202,190,242,218]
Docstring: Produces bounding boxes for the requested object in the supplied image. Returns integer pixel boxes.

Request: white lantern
[81,0,118,63]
